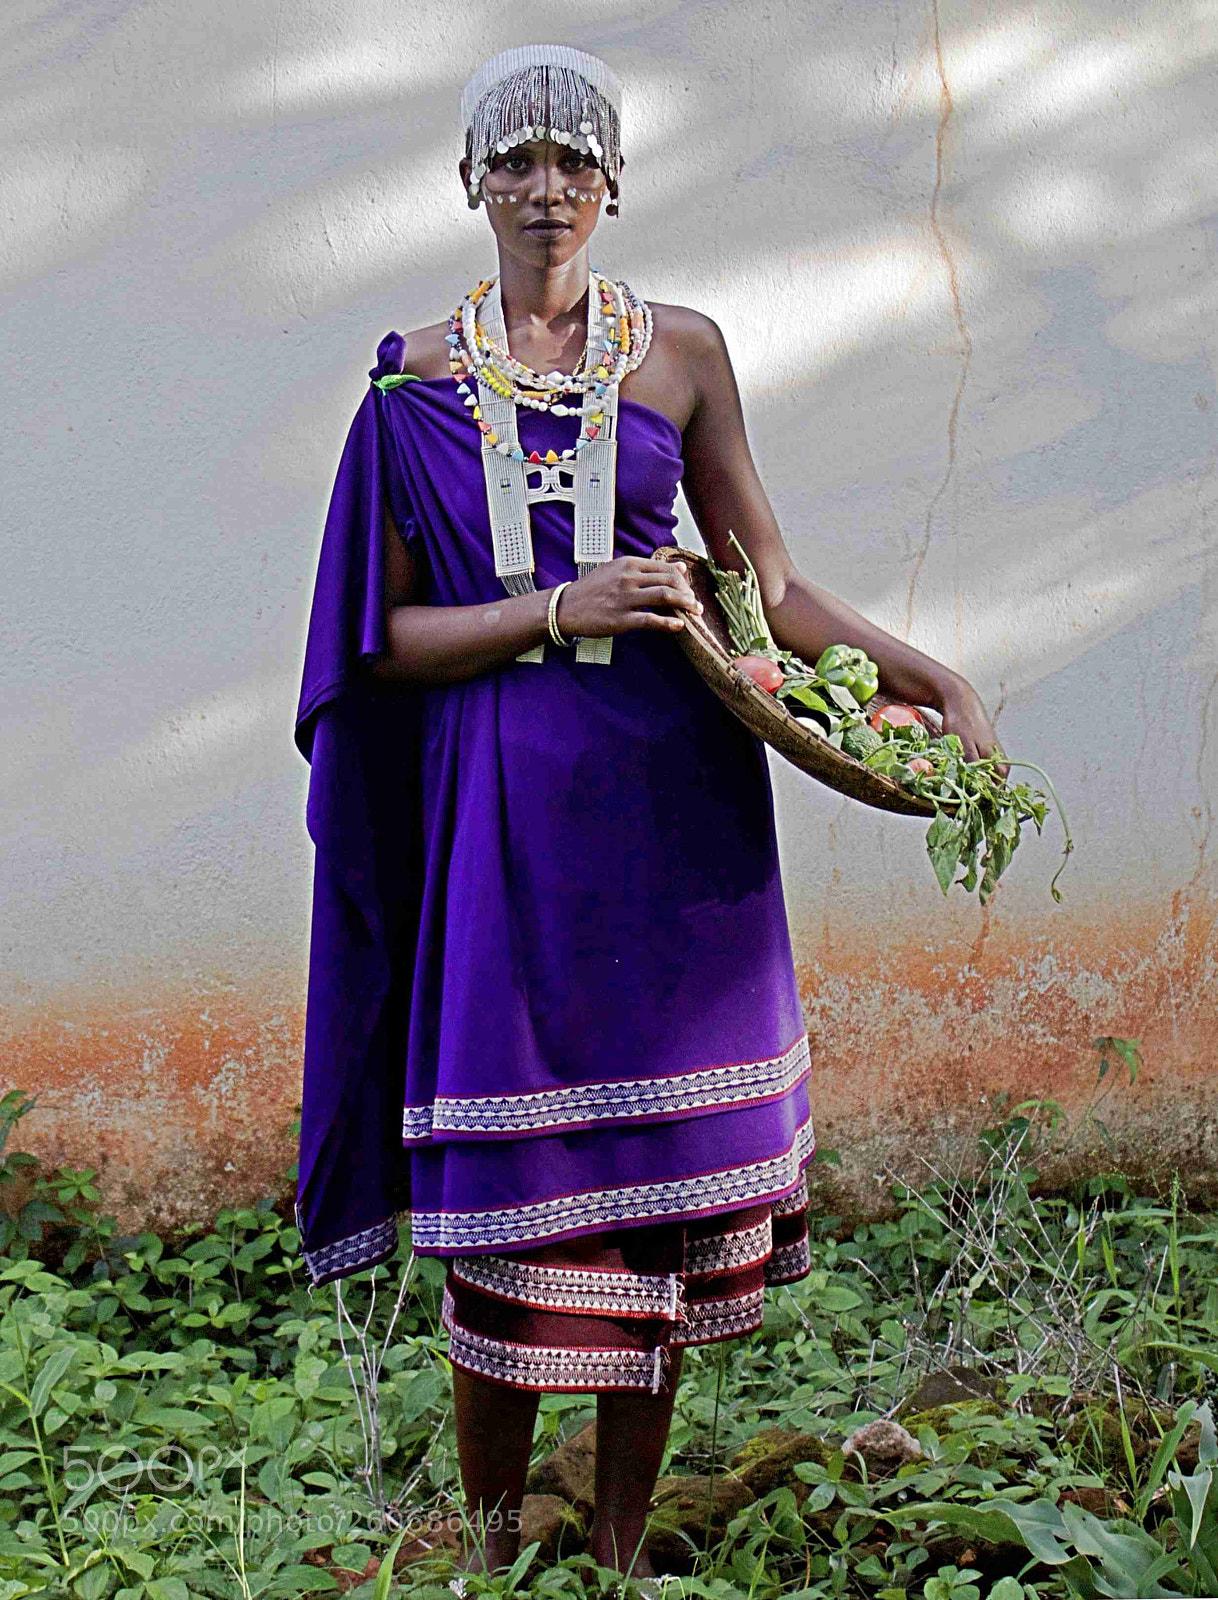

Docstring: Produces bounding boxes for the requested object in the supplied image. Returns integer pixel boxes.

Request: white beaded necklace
[448,267,653,664]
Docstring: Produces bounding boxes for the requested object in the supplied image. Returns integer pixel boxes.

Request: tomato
[868,703,926,732]
[908,756,935,774]
[733,654,784,693]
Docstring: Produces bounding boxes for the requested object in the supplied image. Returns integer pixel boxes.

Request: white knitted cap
[459,44,622,134]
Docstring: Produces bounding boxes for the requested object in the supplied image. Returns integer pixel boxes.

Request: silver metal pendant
[471,270,631,666]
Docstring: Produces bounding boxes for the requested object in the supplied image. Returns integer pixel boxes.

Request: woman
[293,43,1004,1592]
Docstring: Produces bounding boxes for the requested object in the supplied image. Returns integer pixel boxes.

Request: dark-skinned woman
[293,43,1004,1595]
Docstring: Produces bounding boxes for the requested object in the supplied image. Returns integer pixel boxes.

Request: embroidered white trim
[684,1215,773,1279]
[402,1105,436,1140]
[410,1116,816,1252]
[402,1035,811,1142]
[299,1209,406,1289]
[771,1172,810,1218]
[442,1287,668,1392]
[671,1286,766,1346]
[451,1255,684,1320]
[764,1236,812,1285]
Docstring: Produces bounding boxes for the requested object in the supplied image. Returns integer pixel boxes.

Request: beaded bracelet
[548,581,574,648]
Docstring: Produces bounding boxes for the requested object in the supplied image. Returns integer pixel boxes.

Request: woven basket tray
[653,546,943,818]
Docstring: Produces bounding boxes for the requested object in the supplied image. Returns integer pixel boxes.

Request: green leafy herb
[867,733,1074,904]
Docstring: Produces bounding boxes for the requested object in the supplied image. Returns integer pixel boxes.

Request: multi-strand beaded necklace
[445,268,653,663]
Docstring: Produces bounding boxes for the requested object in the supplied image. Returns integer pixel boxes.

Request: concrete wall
[4,0,1215,1233]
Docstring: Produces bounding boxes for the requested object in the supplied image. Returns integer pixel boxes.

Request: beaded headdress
[460,44,623,213]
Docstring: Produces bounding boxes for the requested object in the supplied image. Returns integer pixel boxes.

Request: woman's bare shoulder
[393,320,453,380]
[644,300,732,390]
[647,300,724,344]
[617,300,727,433]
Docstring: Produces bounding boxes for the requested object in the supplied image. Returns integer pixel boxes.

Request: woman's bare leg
[589,1346,684,1578]
[451,1364,541,1574]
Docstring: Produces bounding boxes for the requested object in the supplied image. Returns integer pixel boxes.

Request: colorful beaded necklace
[445,268,653,664]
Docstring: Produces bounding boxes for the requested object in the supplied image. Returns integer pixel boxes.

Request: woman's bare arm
[366,508,702,685]
[366,508,552,683]
[679,313,1006,771]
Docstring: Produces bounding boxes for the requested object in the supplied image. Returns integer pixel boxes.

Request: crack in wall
[1189,666,1218,892]
[992,676,1007,727]
[905,0,973,642]
[969,900,993,966]
[1185,363,1217,895]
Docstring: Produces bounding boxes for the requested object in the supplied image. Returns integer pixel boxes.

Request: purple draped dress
[293,332,814,1289]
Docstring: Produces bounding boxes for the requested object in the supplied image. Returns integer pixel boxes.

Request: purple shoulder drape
[292,335,420,1290]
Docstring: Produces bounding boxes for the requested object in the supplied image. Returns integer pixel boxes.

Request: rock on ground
[729,1426,836,1505]
[646,1473,757,1572]
[525,1420,598,1510]
[841,1419,924,1475]
[900,1364,1004,1413]
[517,1493,586,1563]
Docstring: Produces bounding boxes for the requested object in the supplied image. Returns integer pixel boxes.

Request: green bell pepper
[814,644,879,705]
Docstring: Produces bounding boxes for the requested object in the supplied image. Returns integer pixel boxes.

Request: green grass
[0,1043,1214,1600]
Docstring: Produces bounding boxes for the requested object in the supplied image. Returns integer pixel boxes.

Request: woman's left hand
[939,677,1008,778]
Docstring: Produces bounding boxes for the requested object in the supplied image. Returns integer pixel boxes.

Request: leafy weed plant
[0,1046,1213,1597]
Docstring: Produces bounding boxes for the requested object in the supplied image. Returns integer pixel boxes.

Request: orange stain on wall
[0,979,304,1238]
[0,891,1214,1239]
[795,888,1217,1215]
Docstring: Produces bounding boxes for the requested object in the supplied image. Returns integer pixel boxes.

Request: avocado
[841,723,883,762]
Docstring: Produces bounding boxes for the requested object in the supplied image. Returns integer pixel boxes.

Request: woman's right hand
[553,557,704,640]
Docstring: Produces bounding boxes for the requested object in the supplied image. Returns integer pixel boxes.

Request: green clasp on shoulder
[373,372,424,393]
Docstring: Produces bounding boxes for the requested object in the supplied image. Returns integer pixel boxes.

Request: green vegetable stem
[992,754,1074,903]
[706,531,780,657]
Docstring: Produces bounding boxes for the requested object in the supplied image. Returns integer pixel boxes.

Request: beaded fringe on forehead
[464,65,622,190]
